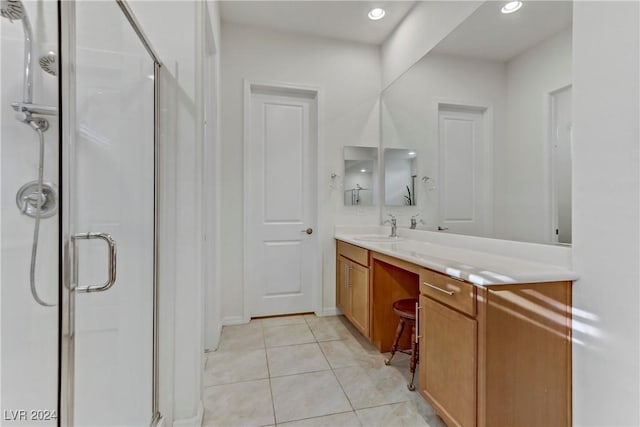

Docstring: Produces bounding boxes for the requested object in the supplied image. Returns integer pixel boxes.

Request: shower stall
[1,0,161,425]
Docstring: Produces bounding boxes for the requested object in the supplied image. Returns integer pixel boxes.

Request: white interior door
[438,106,489,235]
[70,2,155,425]
[550,85,572,244]
[246,85,318,317]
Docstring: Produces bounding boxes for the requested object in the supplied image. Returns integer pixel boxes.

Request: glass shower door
[61,1,157,425]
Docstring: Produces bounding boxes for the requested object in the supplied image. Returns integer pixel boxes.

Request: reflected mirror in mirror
[384,148,418,206]
[381,1,572,244]
[343,146,378,206]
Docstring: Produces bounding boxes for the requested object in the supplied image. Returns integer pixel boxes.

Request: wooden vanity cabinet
[336,241,370,337]
[419,279,477,427]
[418,267,572,427]
[335,239,572,426]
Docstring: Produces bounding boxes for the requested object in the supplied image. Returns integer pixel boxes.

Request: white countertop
[335,232,579,286]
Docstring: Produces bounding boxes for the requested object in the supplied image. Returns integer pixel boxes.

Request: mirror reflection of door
[384,148,418,206]
[438,105,489,236]
[550,85,572,244]
[343,146,378,206]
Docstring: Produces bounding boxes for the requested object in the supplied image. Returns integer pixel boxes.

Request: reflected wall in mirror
[343,146,378,206]
[382,1,573,244]
[384,148,418,206]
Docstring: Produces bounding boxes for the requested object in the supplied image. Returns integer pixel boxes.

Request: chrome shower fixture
[1,0,33,104]
[0,0,25,21]
[39,52,57,76]
[1,0,57,116]
[16,181,57,218]
[3,0,57,306]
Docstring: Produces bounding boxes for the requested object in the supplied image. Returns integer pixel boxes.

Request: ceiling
[220,1,416,45]
[432,1,573,61]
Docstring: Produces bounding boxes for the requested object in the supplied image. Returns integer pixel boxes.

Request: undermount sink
[353,235,405,243]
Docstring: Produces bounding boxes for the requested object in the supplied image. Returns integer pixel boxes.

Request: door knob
[301,228,313,235]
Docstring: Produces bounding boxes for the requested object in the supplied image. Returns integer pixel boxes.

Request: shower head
[39,53,56,76]
[1,0,26,21]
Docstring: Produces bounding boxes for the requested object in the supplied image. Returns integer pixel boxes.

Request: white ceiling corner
[220,1,416,46]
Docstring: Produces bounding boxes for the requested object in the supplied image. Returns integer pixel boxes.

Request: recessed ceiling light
[368,8,386,21]
[501,1,523,14]
[408,151,416,156]
[361,169,367,173]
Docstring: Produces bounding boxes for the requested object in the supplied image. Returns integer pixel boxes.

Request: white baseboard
[320,307,341,316]
[172,401,204,427]
[221,315,247,326]
[205,322,224,352]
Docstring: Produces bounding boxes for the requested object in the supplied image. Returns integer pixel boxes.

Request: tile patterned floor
[203,315,447,427]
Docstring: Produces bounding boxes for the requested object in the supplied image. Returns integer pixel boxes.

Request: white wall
[502,27,572,243]
[203,0,223,353]
[380,0,482,88]
[572,1,639,425]
[220,23,380,320]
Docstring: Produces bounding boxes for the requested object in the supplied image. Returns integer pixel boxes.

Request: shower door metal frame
[58,1,163,425]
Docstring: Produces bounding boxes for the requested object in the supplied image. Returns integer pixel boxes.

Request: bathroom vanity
[335,234,576,427]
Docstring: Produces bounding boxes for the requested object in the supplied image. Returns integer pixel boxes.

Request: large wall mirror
[343,146,379,206]
[382,1,573,244]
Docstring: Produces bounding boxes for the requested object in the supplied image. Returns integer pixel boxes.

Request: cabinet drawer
[337,240,369,266]
[420,269,476,316]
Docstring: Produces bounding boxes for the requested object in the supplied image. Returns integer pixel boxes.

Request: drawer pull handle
[415,302,423,343]
[424,282,455,296]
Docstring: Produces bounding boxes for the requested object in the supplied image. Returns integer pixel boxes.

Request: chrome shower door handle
[72,232,117,293]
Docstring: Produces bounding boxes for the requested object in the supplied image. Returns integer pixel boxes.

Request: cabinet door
[349,261,370,336]
[422,296,477,427]
[337,256,351,317]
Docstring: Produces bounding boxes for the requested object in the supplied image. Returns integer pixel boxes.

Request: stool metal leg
[384,318,405,365]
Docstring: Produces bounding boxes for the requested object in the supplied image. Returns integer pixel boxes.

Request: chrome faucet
[410,214,419,229]
[384,214,397,237]
[410,214,425,229]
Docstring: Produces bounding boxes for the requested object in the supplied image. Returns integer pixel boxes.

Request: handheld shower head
[1,0,26,21]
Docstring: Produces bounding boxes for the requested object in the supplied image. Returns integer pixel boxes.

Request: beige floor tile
[318,339,381,369]
[304,314,343,322]
[279,411,361,427]
[260,315,307,327]
[304,315,347,329]
[271,371,352,423]
[218,322,264,351]
[266,343,330,377]
[334,364,413,409]
[204,348,268,386]
[264,323,315,348]
[382,351,419,385]
[306,317,355,341]
[425,414,447,427]
[407,389,436,420]
[356,402,430,427]
[202,379,274,426]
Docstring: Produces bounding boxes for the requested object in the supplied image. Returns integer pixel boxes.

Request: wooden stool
[384,298,419,391]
